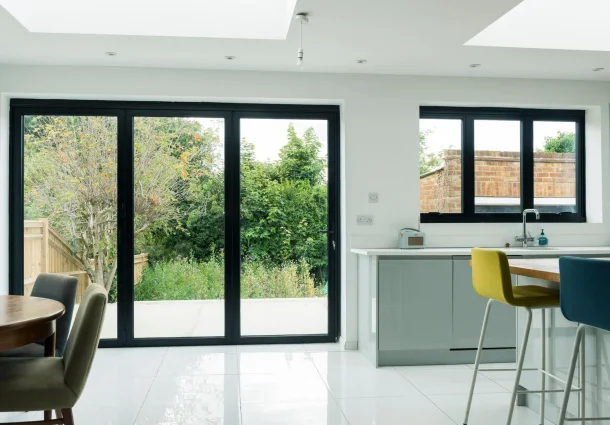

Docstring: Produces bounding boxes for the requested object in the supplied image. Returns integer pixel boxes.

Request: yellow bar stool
[463,249,576,425]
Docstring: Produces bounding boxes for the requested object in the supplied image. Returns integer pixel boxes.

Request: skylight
[0,0,298,39]
[466,0,610,51]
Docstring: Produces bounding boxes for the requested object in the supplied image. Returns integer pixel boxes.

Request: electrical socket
[356,215,373,226]
[368,192,379,203]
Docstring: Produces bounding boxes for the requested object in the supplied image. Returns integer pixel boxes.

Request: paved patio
[98,297,328,339]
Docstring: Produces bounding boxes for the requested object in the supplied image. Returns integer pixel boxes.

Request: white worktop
[351,246,610,256]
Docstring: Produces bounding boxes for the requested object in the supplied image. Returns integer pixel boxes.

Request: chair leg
[55,409,63,420]
[507,307,533,425]
[463,298,493,425]
[61,408,74,425]
[44,411,52,421]
[540,308,546,425]
[557,325,586,425]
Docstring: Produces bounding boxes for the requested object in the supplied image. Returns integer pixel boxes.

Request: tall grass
[134,256,324,301]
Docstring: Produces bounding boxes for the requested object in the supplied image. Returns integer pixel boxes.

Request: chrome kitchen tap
[515,209,540,247]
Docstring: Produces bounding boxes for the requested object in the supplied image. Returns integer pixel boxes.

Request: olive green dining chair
[0,273,78,358]
[0,284,107,425]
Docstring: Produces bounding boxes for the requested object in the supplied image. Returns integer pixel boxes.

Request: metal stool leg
[580,331,586,425]
[464,299,493,425]
[558,325,586,425]
[541,309,546,425]
[507,307,533,425]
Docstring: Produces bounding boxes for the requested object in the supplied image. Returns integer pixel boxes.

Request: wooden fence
[24,219,148,302]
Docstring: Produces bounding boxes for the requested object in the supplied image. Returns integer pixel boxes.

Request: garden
[23,115,329,303]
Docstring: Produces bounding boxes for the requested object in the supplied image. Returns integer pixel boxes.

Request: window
[474,119,521,214]
[420,107,585,223]
[533,121,578,213]
[420,119,462,213]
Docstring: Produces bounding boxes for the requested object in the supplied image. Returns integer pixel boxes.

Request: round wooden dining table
[0,295,65,356]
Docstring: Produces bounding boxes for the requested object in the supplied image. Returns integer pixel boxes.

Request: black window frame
[420,106,586,223]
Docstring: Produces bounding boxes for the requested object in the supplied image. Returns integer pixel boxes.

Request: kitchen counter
[354,247,610,369]
[352,246,610,256]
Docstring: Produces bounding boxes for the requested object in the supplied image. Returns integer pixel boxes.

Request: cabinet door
[452,258,516,349]
[378,259,453,351]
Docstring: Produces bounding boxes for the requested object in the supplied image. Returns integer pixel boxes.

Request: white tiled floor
[1,344,546,424]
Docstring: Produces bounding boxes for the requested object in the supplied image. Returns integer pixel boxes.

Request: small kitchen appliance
[398,228,426,249]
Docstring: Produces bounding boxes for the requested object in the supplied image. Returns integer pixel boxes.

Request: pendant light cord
[300,20,303,50]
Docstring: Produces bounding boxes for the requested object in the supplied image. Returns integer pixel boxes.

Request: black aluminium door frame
[9,99,341,348]
[123,108,233,348]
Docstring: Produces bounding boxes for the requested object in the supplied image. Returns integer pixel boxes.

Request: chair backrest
[559,256,610,331]
[471,248,515,304]
[62,284,107,399]
[31,273,78,356]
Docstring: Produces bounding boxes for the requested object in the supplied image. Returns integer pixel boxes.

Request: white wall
[1,65,609,346]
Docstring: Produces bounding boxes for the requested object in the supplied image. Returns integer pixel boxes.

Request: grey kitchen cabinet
[378,258,453,351]
[451,257,516,349]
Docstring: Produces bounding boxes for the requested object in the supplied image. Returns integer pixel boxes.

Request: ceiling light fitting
[593,67,604,72]
[295,13,308,69]
[469,63,481,68]
[225,55,236,60]
[105,51,117,56]
[356,59,367,64]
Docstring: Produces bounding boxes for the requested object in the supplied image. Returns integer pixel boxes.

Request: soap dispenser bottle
[538,229,549,246]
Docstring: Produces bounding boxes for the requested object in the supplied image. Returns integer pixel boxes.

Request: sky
[420,119,576,154]
[197,118,328,162]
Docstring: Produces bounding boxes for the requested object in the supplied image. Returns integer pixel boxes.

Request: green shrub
[134,257,323,301]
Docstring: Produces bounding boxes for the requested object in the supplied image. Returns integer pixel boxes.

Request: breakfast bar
[507,257,610,422]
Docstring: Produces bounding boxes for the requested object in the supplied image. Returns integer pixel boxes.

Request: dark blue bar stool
[557,256,610,425]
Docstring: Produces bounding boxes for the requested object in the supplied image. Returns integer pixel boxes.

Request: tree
[277,123,326,185]
[419,130,443,175]
[25,116,330,292]
[134,118,223,262]
[163,123,330,283]
[542,131,575,153]
[24,116,203,292]
[240,125,328,281]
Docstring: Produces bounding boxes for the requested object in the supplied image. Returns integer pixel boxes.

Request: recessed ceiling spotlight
[593,67,605,72]
[469,63,481,68]
[225,55,236,60]
[105,51,117,57]
[356,59,368,64]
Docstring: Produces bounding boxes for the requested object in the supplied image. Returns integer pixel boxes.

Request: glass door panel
[239,118,330,336]
[133,117,226,338]
[23,115,118,339]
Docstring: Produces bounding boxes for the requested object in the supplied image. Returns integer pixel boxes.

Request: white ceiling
[2,0,610,81]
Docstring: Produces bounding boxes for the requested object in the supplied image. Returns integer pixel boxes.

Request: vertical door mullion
[117,111,135,345]
[225,112,241,343]
[9,109,24,295]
